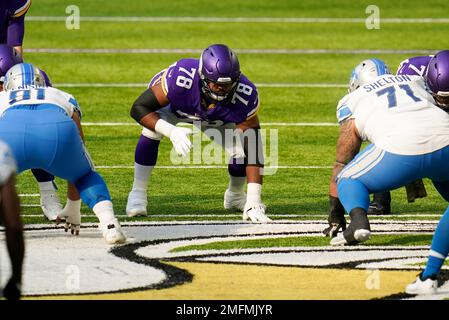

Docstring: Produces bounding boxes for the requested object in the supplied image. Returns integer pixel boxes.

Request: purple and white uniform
[396,55,432,77]
[0,0,31,46]
[148,58,260,124]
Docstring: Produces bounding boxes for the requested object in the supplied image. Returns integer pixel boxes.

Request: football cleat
[405,273,438,295]
[330,208,371,246]
[243,203,271,223]
[126,189,148,217]
[99,219,126,244]
[40,189,63,221]
[367,192,391,215]
[224,189,246,212]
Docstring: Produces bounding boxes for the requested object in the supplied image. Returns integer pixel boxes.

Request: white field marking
[18,193,40,197]
[80,122,338,127]
[93,165,333,169]
[55,82,346,88]
[26,16,449,23]
[20,213,441,219]
[26,48,437,55]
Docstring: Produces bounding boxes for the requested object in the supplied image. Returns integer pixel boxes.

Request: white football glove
[56,200,81,236]
[170,127,193,157]
[243,202,271,223]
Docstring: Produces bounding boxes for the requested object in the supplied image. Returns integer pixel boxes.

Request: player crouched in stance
[0,44,67,222]
[322,51,449,294]
[127,44,270,222]
[0,141,24,300]
[0,63,126,244]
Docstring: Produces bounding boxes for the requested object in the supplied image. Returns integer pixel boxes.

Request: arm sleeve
[130,88,164,123]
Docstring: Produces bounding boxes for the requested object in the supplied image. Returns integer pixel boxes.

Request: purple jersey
[149,58,259,124]
[396,55,432,77]
[0,0,31,46]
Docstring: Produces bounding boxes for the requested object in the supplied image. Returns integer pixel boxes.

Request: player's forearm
[1,177,24,282]
[329,119,362,198]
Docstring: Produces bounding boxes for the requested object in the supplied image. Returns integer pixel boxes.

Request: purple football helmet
[425,50,449,109]
[199,44,241,101]
[0,44,23,81]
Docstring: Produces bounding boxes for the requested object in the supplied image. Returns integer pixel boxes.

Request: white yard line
[26,16,449,24]
[26,48,436,55]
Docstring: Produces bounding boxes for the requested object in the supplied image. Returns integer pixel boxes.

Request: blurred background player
[127,44,270,223]
[0,140,24,300]
[0,1,64,221]
[0,63,126,244]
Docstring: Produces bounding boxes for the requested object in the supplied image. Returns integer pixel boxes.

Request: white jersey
[0,140,16,186]
[0,86,81,118]
[336,74,449,155]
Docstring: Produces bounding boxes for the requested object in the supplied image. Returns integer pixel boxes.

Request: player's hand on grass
[56,200,81,236]
[323,196,347,238]
[170,127,193,157]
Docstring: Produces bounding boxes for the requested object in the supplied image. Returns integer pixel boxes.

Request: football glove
[323,196,347,238]
[56,199,81,236]
[170,127,193,157]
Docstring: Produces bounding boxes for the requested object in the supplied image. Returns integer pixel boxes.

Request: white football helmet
[348,58,390,93]
[3,63,46,91]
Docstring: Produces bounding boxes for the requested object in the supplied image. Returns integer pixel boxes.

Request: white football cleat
[405,274,438,295]
[126,189,148,217]
[224,189,246,212]
[330,229,371,246]
[99,219,126,244]
[40,189,63,221]
[243,203,271,223]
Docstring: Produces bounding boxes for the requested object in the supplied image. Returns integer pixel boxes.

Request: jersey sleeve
[67,93,82,118]
[336,93,355,124]
[0,141,16,186]
[12,0,32,18]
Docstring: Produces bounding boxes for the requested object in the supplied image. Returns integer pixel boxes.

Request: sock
[422,252,445,279]
[132,163,154,191]
[228,176,246,193]
[92,200,115,224]
[247,183,262,204]
[38,181,56,192]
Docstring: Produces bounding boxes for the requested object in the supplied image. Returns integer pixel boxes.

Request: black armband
[242,126,264,167]
[130,88,163,123]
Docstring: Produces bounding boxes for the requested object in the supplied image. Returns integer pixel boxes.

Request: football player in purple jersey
[127,44,270,223]
[0,0,31,56]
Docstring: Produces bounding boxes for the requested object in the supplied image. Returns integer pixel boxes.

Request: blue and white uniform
[0,139,16,186]
[336,74,449,212]
[0,86,109,208]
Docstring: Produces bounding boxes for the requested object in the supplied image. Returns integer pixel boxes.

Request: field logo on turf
[65,265,81,291]
[170,121,279,175]
[365,268,381,290]
[66,5,80,30]
[365,5,380,30]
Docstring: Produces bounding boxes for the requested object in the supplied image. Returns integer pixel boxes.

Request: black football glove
[323,196,347,238]
[3,278,21,300]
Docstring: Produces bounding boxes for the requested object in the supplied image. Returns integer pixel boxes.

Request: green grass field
[15,0,449,225]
